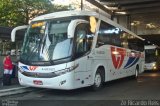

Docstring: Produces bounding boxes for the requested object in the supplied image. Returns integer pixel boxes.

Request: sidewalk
[0,77,21,90]
[0,55,21,90]
[0,56,33,97]
[0,77,32,97]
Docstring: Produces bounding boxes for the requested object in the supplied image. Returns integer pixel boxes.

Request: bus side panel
[73,55,93,89]
[92,45,116,82]
[93,45,145,82]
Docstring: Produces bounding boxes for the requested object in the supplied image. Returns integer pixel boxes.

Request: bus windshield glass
[145,49,157,63]
[20,20,72,63]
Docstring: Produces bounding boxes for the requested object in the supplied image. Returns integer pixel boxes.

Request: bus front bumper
[18,72,75,90]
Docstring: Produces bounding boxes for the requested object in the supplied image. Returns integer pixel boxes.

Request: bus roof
[32,10,99,22]
[32,10,144,41]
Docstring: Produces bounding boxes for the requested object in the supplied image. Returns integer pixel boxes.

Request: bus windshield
[20,20,72,63]
[145,49,157,63]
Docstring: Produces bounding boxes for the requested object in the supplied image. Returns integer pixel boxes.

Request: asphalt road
[1,71,160,106]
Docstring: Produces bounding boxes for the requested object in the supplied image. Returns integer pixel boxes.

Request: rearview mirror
[11,25,28,42]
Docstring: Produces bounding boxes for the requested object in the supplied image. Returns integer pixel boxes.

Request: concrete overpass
[0,26,25,55]
[0,26,24,40]
[86,0,160,46]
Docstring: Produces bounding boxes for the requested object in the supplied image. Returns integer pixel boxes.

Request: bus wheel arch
[91,66,105,90]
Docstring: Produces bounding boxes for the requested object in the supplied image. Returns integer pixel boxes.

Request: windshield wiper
[49,59,54,65]
[26,45,38,61]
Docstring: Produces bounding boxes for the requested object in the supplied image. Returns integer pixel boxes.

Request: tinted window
[128,35,144,51]
[97,20,144,51]
[75,23,94,58]
[97,21,122,47]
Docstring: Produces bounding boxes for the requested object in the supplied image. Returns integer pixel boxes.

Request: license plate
[33,80,43,85]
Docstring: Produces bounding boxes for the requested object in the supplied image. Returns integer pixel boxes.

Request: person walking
[2,51,13,86]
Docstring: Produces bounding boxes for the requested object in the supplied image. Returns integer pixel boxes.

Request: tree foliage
[0,0,69,27]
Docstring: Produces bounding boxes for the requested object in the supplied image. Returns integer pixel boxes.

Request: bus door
[73,22,94,88]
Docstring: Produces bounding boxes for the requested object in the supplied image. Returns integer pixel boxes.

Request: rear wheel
[135,66,139,79]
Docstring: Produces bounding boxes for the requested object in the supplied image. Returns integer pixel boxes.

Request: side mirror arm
[11,25,28,42]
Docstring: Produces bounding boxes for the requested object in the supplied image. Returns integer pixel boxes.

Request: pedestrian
[2,51,13,86]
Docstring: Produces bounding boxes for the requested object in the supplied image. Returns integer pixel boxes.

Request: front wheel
[91,71,103,91]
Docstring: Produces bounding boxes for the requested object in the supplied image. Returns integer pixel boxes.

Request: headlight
[18,64,79,78]
[18,68,24,73]
[152,63,156,67]
[54,64,79,76]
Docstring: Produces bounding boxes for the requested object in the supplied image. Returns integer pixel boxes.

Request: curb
[0,87,33,97]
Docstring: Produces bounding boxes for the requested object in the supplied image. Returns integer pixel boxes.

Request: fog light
[153,67,157,70]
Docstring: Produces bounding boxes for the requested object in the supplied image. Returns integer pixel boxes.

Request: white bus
[144,45,160,71]
[11,10,145,90]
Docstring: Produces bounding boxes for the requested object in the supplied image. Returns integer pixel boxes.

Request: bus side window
[75,23,93,58]
[97,21,122,47]
[128,35,144,52]
[76,30,87,53]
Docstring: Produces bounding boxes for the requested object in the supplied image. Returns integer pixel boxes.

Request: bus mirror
[68,20,88,38]
[89,16,97,33]
[11,25,28,42]
[68,20,77,38]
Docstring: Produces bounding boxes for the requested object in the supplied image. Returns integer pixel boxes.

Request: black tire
[91,70,103,91]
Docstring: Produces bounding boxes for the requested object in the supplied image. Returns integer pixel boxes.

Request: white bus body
[12,10,145,90]
[144,45,159,70]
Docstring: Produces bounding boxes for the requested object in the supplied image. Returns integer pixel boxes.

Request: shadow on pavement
[0,77,20,90]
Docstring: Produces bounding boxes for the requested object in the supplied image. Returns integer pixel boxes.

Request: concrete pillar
[115,15,131,30]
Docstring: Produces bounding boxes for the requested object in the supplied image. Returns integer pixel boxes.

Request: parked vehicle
[144,45,160,71]
[11,10,145,90]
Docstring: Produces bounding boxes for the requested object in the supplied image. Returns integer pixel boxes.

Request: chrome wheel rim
[135,69,138,77]
[94,73,101,87]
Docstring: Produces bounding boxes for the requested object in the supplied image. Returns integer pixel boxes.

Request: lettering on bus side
[124,51,143,69]
[126,52,142,58]
[42,67,55,71]
[96,50,105,54]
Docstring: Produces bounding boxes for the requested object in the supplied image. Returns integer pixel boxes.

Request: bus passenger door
[73,22,94,88]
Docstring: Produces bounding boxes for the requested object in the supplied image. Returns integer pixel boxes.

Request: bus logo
[20,66,38,71]
[111,46,126,69]
[29,66,38,71]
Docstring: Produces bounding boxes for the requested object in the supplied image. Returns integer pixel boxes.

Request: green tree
[0,0,69,27]
[0,0,16,26]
